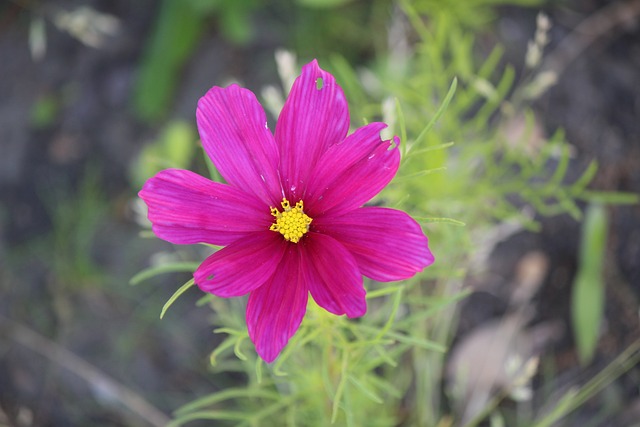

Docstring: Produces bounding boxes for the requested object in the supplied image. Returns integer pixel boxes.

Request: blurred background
[1,0,639,426]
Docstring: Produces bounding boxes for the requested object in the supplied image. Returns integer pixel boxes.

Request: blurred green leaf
[410,0,544,29]
[571,203,608,365]
[296,0,354,8]
[131,120,196,188]
[168,410,250,426]
[414,216,466,226]
[533,340,640,427]
[130,262,199,285]
[30,94,59,128]
[133,0,205,121]
[579,190,639,205]
[411,78,457,150]
[185,0,222,13]
[570,160,598,192]
[217,0,256,44]
[174,388,280,415]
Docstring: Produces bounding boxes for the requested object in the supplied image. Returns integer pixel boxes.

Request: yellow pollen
[269,198,312,243]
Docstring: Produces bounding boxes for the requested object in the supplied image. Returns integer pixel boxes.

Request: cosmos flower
[139,60,434,362]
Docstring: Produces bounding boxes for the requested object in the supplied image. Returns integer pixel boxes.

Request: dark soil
[456,1,640,425]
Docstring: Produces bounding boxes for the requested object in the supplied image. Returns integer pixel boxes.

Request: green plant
[134,0,638,425]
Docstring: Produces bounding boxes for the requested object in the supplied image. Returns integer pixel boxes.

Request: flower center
[269,198,312,243]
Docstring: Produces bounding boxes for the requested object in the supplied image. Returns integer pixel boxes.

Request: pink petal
[139,169,271,246]
[303,232,366,317]
[275,60,349,201]
[246,246,309,362]
[304,123,400,217]
[197,85,282,206]
[194,231,286,297]
[315,207,434,282]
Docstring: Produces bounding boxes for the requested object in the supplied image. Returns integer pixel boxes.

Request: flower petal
[139,169,271,246]
[197,84,282,206]
[246,246,309,362]
[303,232,366,317]
[315,207,434,282]
[304,123,400,217]
[195,231,286,297]
[275,60,349,201]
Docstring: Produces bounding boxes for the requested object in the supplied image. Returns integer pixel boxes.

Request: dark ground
[0,0,639,426]
[458,1,640,425]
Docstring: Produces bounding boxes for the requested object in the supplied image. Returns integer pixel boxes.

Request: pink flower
[139,60,434,362]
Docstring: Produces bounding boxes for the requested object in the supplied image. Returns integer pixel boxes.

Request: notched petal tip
[304,122,401,217]
[390,135,401,150]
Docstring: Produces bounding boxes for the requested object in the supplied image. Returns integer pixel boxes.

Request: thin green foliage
[174,388,281,416]
[571,203,608,365]
[168,410,252,426]
[532,340,640,427]
[409,78,458,153]
[331,350,350,423]
[133,0,205,121]
[133,0,640,425]
[395,98,409,159]
[160,278,194,319]
[13,166,108,290]
[129,262,200,285]
[130,121,196,189]
[415,216,466,226]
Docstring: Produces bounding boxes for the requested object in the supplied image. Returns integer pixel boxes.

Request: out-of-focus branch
[1,316,171,427]
[542,0,640,77]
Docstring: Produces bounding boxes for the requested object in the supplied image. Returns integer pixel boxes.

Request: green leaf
[578,190,639,205]
[414,216,466,227]
[209,336,237,366]
[329,55,367,113]
[347,375,383,404]
[133,0,205,121]
[160,278,195,319]
[571,203,607,365]
[396,98,408,159]
[296,0,354,8]
[168,410,250,426]
[331,350,350,423]
[131,120,196,188]
[405,141,455,159]
[394,167,447,181]
[570,160,598,192]
[129,262,199,285]
[549,143,570,186]
[218,0,256,44]
[174,388,279,415]
[30,94,58,128]
[366,286,403,299]
[411,78,458,149]
[533,340,640,427]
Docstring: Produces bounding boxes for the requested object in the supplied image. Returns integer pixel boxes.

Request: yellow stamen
[269,198,312,243]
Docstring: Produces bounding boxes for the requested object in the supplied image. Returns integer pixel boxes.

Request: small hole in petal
[207,274,214,281]
[316,77,324,90]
